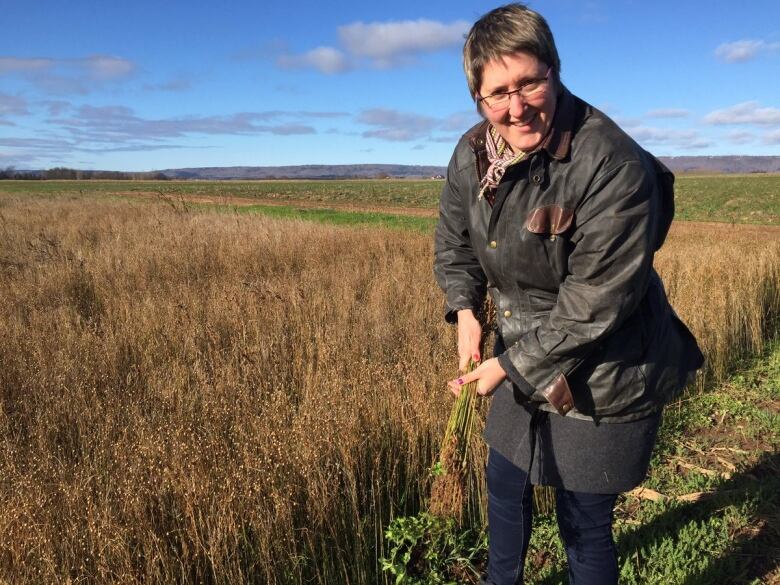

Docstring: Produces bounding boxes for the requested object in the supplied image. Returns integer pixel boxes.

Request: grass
[525,341,780,584]
[1,172,778,224]
[0,192,778,583]
[0,179,445,208]
[197,202,437,232]
[673,174,780,224]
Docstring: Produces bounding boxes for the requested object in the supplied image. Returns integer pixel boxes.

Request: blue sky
[1,0,779,171]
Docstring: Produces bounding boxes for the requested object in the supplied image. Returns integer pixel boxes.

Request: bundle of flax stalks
[381,363,487,583]
[428,360,482,522]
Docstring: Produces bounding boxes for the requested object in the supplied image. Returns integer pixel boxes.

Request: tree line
[0,167,169,180]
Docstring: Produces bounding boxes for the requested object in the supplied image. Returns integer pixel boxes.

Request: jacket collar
[466,85,577,181]
[538,84,576,161]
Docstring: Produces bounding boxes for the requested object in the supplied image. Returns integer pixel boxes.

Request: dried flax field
[0,194,778,584]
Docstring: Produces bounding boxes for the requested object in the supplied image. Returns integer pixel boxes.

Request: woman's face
[478,52,557,153]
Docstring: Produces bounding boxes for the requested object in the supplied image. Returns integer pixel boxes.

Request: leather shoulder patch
[525,205,574,235]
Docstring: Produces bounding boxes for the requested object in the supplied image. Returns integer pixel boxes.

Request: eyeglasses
[478,68,551,110]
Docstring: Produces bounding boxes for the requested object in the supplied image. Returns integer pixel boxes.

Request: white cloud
[338,19,469,67]
[431,135,462,144]
[0,136,81,167]
[277,18,469,73]
[624,125,712,150]
[704,101,780,126]
[715,40,764,63]
[0,57,53,73]
[645,108,690,119]
[356,108,478,142]
[725,130,755,144]
[0,54,136,94]
[714,39,780,63]
[440,111,480,132]
[143,77,193,92]
[52,106,337,140]
[0,93,29,117]
[84,55,135,80]
[0,106,353,166]
[358,108,438,141]
[39,100,71,116]
[613,115,642,128]
[277,47,350,74]
[0,55,135,79]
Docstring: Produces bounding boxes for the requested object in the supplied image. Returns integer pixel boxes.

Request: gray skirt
[483,382,662,494]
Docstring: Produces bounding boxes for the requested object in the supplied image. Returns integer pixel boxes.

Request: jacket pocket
[569,310,649,416]
[524,205,574,283]
[525,205,574,240]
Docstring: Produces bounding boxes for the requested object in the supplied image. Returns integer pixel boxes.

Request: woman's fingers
[447,374,465,396]
[447,366,483,395]
[458,341,481,371]
[457,309,482,372]
[459,352,479,372]
[457,334,481,371]
[448,358,507,397]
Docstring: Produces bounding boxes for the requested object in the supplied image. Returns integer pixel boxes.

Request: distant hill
[659,156,780,174]
[158,157,780,180]
[159,164,447,180]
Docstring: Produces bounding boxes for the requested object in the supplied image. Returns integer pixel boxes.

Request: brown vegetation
[656,222,780,382]
[0,195,778,583]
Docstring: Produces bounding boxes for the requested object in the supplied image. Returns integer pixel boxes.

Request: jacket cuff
[498,353,536,398]
[444,307,459,324]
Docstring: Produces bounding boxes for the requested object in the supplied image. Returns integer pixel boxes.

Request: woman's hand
[457,308,482,372]
[448,357,507,397]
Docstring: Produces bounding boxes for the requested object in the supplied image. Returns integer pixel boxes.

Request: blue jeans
[485,448,619,585]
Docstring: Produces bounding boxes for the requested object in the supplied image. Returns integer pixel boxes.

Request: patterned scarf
[478,125,527,205]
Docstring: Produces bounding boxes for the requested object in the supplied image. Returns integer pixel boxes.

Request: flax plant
[1,192,779,584]
[382,362,489,584]
[429,360,481,523]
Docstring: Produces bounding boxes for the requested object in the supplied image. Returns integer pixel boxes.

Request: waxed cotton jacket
[434,87,704,422]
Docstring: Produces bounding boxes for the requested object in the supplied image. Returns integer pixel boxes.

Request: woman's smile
[510,111,538,127]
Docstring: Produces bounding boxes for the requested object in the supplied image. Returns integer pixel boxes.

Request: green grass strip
[192,202,438,232]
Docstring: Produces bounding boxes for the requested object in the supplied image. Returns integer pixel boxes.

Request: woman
[433,4,704,584]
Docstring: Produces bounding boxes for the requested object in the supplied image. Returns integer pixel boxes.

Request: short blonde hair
[463,3,561,100]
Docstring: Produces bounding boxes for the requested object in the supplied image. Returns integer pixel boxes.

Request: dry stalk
[0,194,778,583]
[429,361,479,523]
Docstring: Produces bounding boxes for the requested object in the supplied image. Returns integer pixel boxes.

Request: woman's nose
[508,92,527,119]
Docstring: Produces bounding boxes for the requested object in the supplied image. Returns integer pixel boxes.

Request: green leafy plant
[382,362,486,583]
[381,512,487,585]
